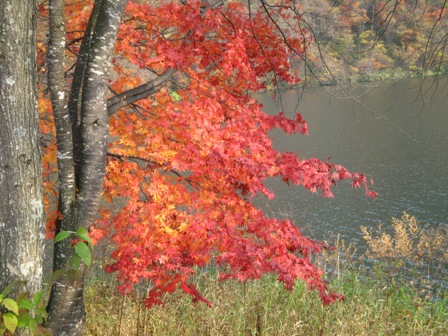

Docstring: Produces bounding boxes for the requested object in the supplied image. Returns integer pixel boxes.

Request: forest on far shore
[285,0,448,84]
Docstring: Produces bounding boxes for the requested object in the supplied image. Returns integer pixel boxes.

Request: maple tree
[100,0,378,307]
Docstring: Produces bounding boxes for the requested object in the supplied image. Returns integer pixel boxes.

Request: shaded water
[254,77,448,249]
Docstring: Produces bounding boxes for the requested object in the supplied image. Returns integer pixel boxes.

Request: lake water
[254,77,448,250]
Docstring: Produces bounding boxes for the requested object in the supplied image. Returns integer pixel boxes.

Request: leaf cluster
[0,282,50,336]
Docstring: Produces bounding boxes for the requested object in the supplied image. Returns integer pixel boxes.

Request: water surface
[254,77,448,249]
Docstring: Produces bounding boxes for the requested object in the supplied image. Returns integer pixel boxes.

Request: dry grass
[362,213,448,298]
[84,214,448,335]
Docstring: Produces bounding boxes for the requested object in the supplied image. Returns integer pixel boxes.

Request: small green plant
[54,227,93,268]
[0,227,93,335]
[0,280,51,335]
[54,227,94,290]
[0,286,19,335]
[55,227,94,285]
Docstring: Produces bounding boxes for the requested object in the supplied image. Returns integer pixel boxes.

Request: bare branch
[107,67,176,115]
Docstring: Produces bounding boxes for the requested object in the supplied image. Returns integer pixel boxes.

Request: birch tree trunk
[46,1,128,335]
[0,0,45,296]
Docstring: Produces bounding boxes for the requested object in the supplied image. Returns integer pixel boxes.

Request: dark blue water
[254,77,448,249]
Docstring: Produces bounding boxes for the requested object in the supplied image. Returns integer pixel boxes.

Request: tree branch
[107,67,176,115]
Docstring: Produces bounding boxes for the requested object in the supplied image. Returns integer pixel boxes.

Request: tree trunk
[0,0,45,299]
[46,1,128,335]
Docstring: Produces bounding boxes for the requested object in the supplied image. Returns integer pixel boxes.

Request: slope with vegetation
[293,0,448,84]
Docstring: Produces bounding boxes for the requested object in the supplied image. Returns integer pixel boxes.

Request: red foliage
[38,0,376,307]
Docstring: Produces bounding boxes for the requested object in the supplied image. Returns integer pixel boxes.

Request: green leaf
[29,318,38,333]
[35,307,48,319]
[170,91,181,101]
[68,254,82,270]
[75,227,88,236]
[18,298,35,310]
[35,314,44,325]
[17,312,31,327]
[33,291,43,306]
[3,312,18,333]
[74,242,91,266]
[75,227,93,246]
[0,294,3,302]
[55,230,71,243]
[2,298,19,315]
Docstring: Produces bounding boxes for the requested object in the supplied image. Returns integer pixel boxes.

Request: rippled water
[254,77,448,249]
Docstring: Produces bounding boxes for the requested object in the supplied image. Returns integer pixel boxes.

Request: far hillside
[287,0,448,84]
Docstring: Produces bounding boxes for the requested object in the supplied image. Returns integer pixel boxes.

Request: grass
[84,214,448,335]
[84,272,448,335]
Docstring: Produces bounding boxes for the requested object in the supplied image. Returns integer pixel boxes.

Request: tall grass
[85,214,448,335]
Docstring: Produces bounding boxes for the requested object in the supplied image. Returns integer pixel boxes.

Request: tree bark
[107,67,176,115]
[0,0,45,300]
[68,1,102,186]
[46,1,128,335]
[47,0,78,242]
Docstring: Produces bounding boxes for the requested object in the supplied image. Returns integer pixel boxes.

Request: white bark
[46,1,128,335]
